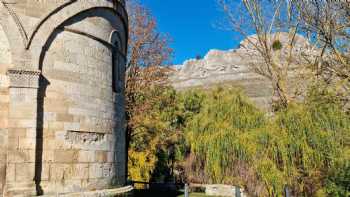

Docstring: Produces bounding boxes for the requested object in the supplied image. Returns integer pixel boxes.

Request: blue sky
[141,0,243,65]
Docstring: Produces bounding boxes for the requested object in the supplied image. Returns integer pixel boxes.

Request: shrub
[272,40,283,51]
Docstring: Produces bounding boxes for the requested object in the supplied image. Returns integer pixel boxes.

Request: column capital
[6,69,41,89]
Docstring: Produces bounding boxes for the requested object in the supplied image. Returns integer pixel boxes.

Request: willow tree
[184,86,350,196]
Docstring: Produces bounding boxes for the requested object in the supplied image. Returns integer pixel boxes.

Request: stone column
[5,69,41,196]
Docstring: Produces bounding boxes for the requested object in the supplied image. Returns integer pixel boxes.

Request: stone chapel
[0,0,128,196]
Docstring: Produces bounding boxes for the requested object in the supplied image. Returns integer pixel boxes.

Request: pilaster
[5,69,41,196]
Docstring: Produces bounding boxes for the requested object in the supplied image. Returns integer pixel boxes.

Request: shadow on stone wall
[34,75,50,195]
[33,9,126,194]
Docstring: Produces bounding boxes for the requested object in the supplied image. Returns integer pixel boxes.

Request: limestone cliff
[170,33,313,109]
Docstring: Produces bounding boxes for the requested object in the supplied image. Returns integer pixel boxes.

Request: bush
[326,162,350,197]
[272,40,283,51]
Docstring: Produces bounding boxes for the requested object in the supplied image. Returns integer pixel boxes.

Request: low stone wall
[205,184,246,197]
[42,185,133,197]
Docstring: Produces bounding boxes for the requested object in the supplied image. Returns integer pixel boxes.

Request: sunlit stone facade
[0,0,128,196]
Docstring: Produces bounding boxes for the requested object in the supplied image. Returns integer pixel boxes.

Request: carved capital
[6,69,41,88]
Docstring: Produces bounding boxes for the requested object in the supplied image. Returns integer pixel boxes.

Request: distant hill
[170,32,313,110]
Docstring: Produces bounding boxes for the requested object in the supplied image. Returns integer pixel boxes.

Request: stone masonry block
[95,151,108,163]
[50,164,71,181]
[8,105,37,119]
[72,164,89,180]
[15,163,35,182]
[6,137,19,150]
[8,119,37,129]
[54,150,79,163]
[78,150,95,163]
[7,150,35,163]
[6,163,15,182]
[8,128,26,138]
[18,137,37,150]
[88,163,103,179]
[56,113,74,122]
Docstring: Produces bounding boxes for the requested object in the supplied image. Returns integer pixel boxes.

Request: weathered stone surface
[205,184,246,197]
[0,0,128,196]
[170,33,312,110]
[40,185,133,197]
[0,24,10,197]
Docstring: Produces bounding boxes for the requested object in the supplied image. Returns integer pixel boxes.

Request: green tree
[183,86,350,196]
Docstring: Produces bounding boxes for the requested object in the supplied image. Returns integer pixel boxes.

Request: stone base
[41,186,133,197]
[5,183,37,197]
[205,184,246,197]
[5,185,133,197]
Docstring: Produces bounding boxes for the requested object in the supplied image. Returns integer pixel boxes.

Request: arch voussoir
[30,2,128,71]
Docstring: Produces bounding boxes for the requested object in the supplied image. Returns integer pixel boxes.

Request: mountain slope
[170,33,312,109]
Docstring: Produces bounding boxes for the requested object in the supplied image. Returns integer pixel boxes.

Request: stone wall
[0,24,11,197]
[0,0,128,196]
[205,184,246,197]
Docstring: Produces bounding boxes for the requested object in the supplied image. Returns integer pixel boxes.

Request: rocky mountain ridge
[170,33,312,109]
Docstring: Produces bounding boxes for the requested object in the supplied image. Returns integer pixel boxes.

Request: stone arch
[37,6,127,71]
[110,30,127,55]
[29,2,128,50]
[1,1,128,70]
[25,0,78,49]
[0,24,12,65]
[27,1,128,51]
[34,7,128,70]
[0,4,27,67]
[0,1,28,47]
[110,30,126,93]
